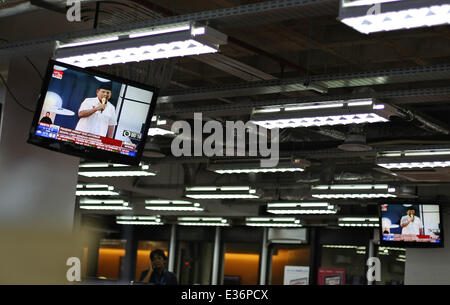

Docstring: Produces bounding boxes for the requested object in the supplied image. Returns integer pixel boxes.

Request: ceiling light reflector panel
[251,99,396,129]
[55,23,227,68]
[339,0,450,34]
[377,148,450,169]
[311,184,400,199]
[208,159,310,174]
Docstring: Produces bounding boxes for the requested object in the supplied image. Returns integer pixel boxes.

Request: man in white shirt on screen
[400,208,424,235]
[75,83,117,138]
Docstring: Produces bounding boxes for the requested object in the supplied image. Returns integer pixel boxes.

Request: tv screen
[380,204,443,247]
[27,59,159,165]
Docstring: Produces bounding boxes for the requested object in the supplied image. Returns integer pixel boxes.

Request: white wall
[0,9,91,283]
[405,212,450,284]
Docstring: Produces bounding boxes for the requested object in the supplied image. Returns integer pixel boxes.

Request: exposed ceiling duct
[155,65,450,104]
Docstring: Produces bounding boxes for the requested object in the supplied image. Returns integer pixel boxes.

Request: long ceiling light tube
[251,99,396,129]
[145,199,204,212]
[76,184,119,196]
[55,22,227,68]
[185,186,260,199]
[311,184,398,199]
[177,217,230,226]
[339,0,450,34]
[116,215,163,225]
[78,162,156,177]
[267,202,338,215]
[245,217,302,227]
[207,159,310,174]
[377,149,450,169]
[79,198,131,210]
[338,217,380,227]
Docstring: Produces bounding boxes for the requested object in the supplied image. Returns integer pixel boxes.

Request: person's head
[96,83,112,102]
[407,208,416,216]
[45,111,50,117]
[150,249,167,271]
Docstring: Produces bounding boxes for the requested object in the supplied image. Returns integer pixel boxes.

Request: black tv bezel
[378,203,444,248]
[27,59,159,166]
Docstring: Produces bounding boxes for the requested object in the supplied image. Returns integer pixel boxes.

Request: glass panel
[223,243,260,285]
[96,239,126,280]
[320,244,367,285]
[270,244,310,285]
[376,246,405,285]
[135,240,169,282]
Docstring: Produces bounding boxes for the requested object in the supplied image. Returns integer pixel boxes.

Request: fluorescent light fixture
[313,194,396,199]
[339,0,450,34]
[251,99,396,129]
[79,162,130,168]
[129,24,191,39]
[311,184,390,191]
[348,100,373,107]
[378,246,406,252]
[207,159,310,174]
[148,127,175,136]
[79,198,131,210]
[177,217,230,227]
[338,217,379,227]
[186,187,218,192]
[145,199,204,212]
[76,184,119,196]
[342,0,402,7]
[83,184,112,189]
[213,168,305,174]
[116,215,163,225]
[94,76,111,83]
[55,22,227,68]
[78,162,156,177]
[284,103,344,111]
[311,184,398,199]
[377,148,450,170]
[323,245,360,249]
[267,202,338,215]
[245,217,302,227]
[220,186,251,191]
[185,186,260,199]
[59,36,120,48]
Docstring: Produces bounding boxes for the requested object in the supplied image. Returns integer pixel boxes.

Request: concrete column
[168,224,177,272]
[120,226,138,283]
[211,226,221,285]
[259,228,268,285]
[367,239,375,285]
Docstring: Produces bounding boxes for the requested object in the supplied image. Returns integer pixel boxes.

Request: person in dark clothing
[139,249,178,285]
[39,112,53,124]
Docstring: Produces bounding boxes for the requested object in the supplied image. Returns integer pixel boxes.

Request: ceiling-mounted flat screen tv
[27,59,159,165]
[379,203,443,248]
